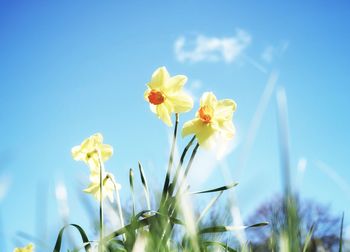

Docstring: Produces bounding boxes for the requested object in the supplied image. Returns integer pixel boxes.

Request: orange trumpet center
[198,105,213,123]
[148,90,165,105]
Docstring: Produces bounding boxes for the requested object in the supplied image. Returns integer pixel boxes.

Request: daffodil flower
[71,133,113,171]
[182,92,237,148]
[14,244,34,252]
[84,170,121,202]
[144,66,193,126]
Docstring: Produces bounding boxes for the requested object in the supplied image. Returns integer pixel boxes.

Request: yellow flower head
[84,170,121,202]
[144,66,193,126]
[71,133,113,170]
[182,92,237,148]
[14,244,34,252]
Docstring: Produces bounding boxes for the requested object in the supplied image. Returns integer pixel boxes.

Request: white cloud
[261,40,289,63]
[174,29,251,63]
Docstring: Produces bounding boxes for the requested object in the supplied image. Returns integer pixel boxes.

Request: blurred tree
[246,194,341,251]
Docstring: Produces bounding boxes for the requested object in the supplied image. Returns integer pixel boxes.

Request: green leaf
[302,224,314,252]
[53,224,91,252]
[138,161,151,210]
[202,241,237,252]
[129,168,135,216]
[190,182,238,194]
[199,222,268,234]
[339,212,344,252]
[103,212,183,242]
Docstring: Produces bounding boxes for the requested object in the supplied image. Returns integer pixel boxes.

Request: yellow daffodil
[182,92,237,148]
[144,66,193,126]
[14,244,34,252]
[84,170,121,202]
[71,133,113,170]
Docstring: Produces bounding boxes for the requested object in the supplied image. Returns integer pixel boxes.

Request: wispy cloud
[0,174,11,202]
[261,40,289,63]
[174,29,251,63]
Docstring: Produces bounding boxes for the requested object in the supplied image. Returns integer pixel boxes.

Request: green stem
[97,150,104,252]
[161,113,179,203]
[176,143,200,195]
[160,142,199,246]
[168,136,196,197]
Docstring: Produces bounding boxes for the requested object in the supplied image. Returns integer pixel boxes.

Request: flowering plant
[16,67,267,252]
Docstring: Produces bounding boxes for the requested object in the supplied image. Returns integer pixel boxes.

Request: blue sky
[0,0,349,250]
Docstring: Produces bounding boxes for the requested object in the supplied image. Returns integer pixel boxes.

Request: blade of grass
[199,222,269,234]
[302,224,314,252]
[202,241,237,252]
[190,182,238,194]
[53,224,91,252]
[103,212,183,242]
[138,162,151,210]
[129,168,135,217]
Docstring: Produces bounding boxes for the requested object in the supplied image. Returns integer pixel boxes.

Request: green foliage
[52,115,266,252]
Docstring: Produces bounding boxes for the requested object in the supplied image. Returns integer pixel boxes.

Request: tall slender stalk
[168,136,196,197]
[96,150,104,252]
[161,113,179,203]
[177,143,200,194]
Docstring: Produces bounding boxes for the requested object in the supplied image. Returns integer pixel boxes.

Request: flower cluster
[71,133,120,202]
[14,66,238,251]
[145,66,237,148]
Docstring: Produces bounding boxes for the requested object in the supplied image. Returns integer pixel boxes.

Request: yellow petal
[167,91,193,113]
[219,121,236,139]
[83,182,99,194]
[195,122,219,148]
[164,75,187,93]
[71,145,84,161]
[156,103,172,126]
[81,133,103,151]
[84,174,115,202]
[148,66,169,90]
[182,118,220,148]
[144,89,151,101]
[215,99,237,121]
[87,155,100,171]
[13,244,34,252]
[182,118,202,137]
[100,144,113,161]
[200,92,217,108]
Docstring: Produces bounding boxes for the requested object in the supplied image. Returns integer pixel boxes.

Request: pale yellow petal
[215,99,237,121]
[195,122,218,148]
[144,88,151,101]
[100,144,113,161]
[87,153,100,170]
[182,118,202,137]
[71,145,84,161]
[200,92,217,108]
[83,182,99,194]
[219,121,236,139]
[14,243,34,252]
[148,66,169,90]
[156,103,172,126]
[164,75,187,93]
[167,91,193,113]
[91,133,103,145]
